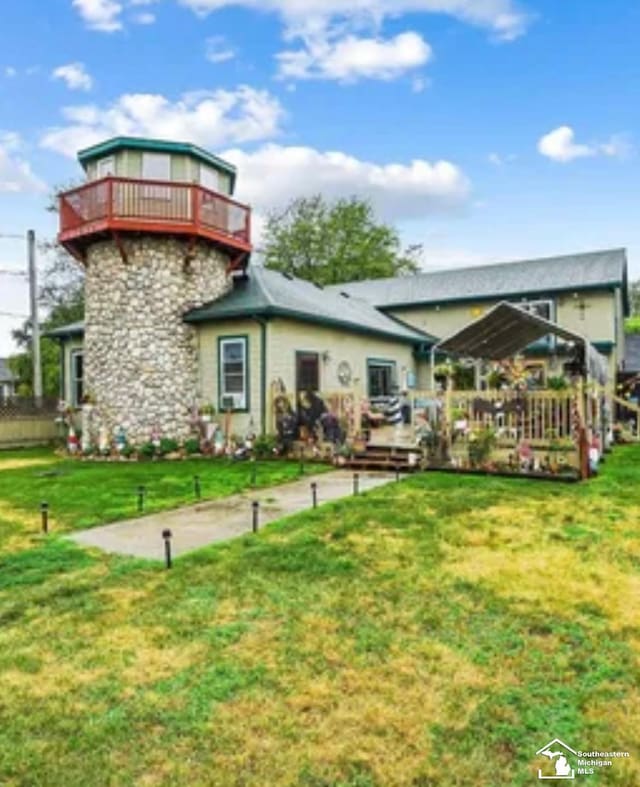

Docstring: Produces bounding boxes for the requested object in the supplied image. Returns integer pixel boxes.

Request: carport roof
[435,301,583,359]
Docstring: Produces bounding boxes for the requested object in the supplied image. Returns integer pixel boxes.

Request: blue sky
[0,0,639,354]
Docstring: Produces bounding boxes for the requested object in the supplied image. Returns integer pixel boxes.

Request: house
[0,358,17,400]
[49,134,629,444]
[333,248,629,384]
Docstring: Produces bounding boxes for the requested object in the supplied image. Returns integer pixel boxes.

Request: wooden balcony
[58,176,252,262]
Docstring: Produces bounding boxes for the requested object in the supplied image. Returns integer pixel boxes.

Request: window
[519,299,553,321]
[142,153,171,180]
[367,360,396,398]
[296,352,319,393]
[219,337,248,411]
[97,156,115,179]
[518,299,555,348]
[71,350,84,407]
[199,166,219,192]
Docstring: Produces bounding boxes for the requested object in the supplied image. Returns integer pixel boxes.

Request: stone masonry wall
[84,236,231,444]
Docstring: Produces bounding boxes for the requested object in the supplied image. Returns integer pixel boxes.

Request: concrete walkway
[68,470,396,560]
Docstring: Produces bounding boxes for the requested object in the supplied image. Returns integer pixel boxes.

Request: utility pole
[27,229,42,403]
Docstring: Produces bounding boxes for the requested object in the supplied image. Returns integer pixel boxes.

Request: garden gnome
[518,440,533,471]
[213,427,225,455]
[98,425,110,454]
[115,426,127,453]
[245,418,257,449]
[151,425,161,449]
[67,425,79,454]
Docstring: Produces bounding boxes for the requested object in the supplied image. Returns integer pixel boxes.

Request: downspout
[429,345,436,390]
[253,316,268,435]
[59,339,65,401]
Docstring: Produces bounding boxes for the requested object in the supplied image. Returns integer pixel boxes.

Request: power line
[0,310,28,319]
[0,269,27,277]
[0,233,26,240]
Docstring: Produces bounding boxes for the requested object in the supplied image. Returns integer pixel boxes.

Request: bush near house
[0,447,639,784]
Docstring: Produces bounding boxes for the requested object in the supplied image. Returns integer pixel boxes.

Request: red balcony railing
[58,176,252,254]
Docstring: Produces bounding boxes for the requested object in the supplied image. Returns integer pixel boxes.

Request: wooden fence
[0,398,60,448]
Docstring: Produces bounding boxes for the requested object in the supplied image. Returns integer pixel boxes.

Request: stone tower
[58,137,252,443]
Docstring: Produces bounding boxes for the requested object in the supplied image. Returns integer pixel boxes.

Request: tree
[625,278,640,333]
[263,195,421,285]
[9,184,85,396]
[630,278,640,315]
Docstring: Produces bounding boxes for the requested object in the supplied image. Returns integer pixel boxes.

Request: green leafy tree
[263,195,421,285]
[625,278,640,333]
[9,185,85,396]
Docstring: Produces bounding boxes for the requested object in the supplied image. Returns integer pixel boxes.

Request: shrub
[184,437,201,455]
[121,444,135,458]
[139,442,156,459]
[468,427,496,467]
[547,375,569,390]
[158,437,179,456]
[253,433,278,458]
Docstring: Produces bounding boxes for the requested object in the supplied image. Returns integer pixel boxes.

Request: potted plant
[468,427,497,468]
[199,403,216,423]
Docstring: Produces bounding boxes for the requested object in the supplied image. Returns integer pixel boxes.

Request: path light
[353,473,360,496]
[250,460,257,488]
[137,485,146,513]
[299,446,305,475]
[194,475,201,500]
[311,482,318,508]
[162,529,172,569]
[40,501,49,534]
[252,501,260,533]
[395,465,401,482]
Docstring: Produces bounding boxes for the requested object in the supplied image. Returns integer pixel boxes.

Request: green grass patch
[0,445,639,783]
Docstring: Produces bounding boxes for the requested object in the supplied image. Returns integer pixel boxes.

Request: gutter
[253,316,268,434]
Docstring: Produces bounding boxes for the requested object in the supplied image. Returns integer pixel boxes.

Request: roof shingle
[330,248,629,311]
[184,267,433,344]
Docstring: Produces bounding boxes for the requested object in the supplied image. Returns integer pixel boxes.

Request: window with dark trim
[519,299,553,321]
[367,360,396,397]
[219,337,248,410]
[71,350,84,407]
[296,352,319,393]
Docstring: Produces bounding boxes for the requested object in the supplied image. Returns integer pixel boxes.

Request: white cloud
[223,144,471,224]
[0,132,47,193]
[52,62,94,91]
[3,66,17,78]
[277,31,431,82]
[72,0,123,31]
[132,11,156,23]
[488,151,516,166]
[180,0,527,83]
[411,75,429,93]
[205,35,236,63]
[40,86,285,155]
[179,0,530,42]
[537,125,632,163]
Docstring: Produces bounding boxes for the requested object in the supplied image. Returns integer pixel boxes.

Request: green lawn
[0,448,314,536]
[0,446,639,785]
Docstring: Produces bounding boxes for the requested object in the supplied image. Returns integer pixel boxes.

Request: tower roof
[77,136,237,191]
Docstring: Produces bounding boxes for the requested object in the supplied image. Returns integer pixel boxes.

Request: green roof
[331,248,630,315]
[184,267,434,345]
[44,321,85,339]
[77,136,237,192]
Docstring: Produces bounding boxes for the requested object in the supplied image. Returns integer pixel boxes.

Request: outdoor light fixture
[162,529,172,569]
[252,501,260,532]
[40,501,49,534]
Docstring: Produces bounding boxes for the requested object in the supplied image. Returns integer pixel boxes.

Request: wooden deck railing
[59,176,251,246]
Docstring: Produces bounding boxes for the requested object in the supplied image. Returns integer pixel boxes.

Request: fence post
[445,376,453,460]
